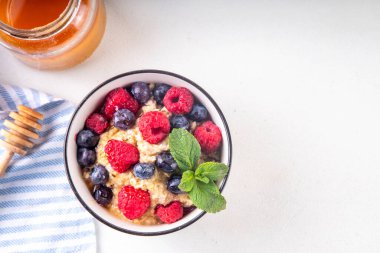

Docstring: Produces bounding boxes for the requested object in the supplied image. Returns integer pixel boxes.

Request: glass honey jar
[0,0,106,70]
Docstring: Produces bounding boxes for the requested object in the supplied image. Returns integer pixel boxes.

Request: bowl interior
[65,70,231,235]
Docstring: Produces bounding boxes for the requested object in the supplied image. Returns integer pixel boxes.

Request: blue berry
[183,205,196,216]
[167,175,185,194]
[93,185,113,206]
[170,115,190,130]
[156,151,178,173]
[133,163,155,179]
[153,83,171,105]
[113,109,136,130]
[131,82,151,104]
[76,130,99,148]
[188,103,208,122]
[77,148,96,168]
[90,165,109,185]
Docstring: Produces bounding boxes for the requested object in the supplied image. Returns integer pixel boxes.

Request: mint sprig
[195,162,229,181]
[178,170,195,192]
[189,181,226,213]
[169,128,229,213]
[169,129,201,172]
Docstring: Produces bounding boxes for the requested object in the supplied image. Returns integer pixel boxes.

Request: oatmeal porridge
[76,82,223,225]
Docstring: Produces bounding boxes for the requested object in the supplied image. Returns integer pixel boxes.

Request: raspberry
[102,88,139,119]
[194,121,222,153]
[104,140,140,173]
[163,87,194,114]
[85,113,109,134]
[138,111,170,144]
[118,185,150,220]
[155,201,183,224]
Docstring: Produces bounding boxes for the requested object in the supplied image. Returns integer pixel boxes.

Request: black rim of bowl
[64,69,233,236]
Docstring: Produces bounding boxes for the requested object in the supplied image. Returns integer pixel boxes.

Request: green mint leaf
[188,180,226,213]
[195,162,229,181]
[169,128,201,172]
[195,175,210,184]
[179,170,195,192]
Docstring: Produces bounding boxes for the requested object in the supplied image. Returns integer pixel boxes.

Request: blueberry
[113,109,136,130]
[93,185,113,206]
[77,148,96,168]
[153,83,171,105]
[156,151,178,173]
[131,82,151,104]
[167,175,185,194]
[183,206,196,216]
[76,130,99,148]
[170,115,190,131]
[133,163,155,179]
[188,103,208,122]
[90,164,109,185]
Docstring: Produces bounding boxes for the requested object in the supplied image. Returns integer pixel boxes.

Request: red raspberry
[102,88,140,119]
[163,87,194,114]
[118,185,150,220]
[194,121,222,153]
[155,201,183,224]
[138,111,170,144]
[104,140,139,173]
[85,113,109,134]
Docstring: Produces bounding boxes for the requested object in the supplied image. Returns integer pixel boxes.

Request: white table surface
[1,0,380,252]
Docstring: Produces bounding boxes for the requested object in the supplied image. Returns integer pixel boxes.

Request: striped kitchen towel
[0,84,96,253]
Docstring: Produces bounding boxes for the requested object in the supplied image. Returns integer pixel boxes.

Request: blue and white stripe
[0,84,96,253]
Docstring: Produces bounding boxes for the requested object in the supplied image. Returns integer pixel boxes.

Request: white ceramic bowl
[64,70,232,235]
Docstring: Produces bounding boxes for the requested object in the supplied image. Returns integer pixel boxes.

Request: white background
[1,0,380,252]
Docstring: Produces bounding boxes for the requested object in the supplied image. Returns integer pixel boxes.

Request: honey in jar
[0,0,70,29]
[0,0,106,70]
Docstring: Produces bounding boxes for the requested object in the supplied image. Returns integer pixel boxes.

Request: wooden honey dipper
[0,105,44,177]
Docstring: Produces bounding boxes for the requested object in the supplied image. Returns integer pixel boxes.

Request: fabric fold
[0,84,96,253]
